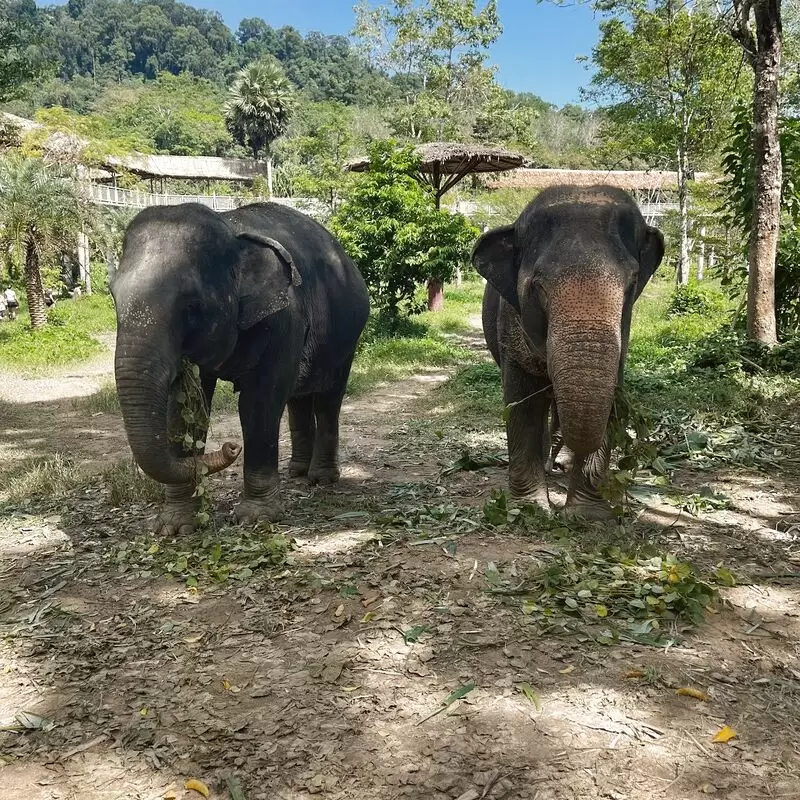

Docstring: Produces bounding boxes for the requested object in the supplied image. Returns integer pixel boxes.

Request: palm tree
[0,156,90,328]
[224,58,295,198]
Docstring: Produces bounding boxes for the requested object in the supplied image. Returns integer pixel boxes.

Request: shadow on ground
[1,361,800,800]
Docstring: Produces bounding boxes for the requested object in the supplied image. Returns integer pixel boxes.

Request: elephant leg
[235,381,291,525]
[308,366,350,485]
[157,372,217,536]
[503,362,550,511]
[563,435,614,520]
[287,395,315,477]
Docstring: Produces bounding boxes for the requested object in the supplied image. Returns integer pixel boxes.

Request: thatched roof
[346,141,524,175]
[486,168,712,191]
[105,154,268,181]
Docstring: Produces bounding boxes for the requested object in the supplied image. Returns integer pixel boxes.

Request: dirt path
[1,330,800,800]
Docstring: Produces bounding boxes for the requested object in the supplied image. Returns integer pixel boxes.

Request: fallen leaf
[676,687,709,701]
[163,791,178,800]
[559,665,575,675]
[184,778,210,798]
[517,682,541,710]
[623,670,645,679]
[361,611,375,623]
[334,604,345,617]
[712,725,737,743]
[321,662,344,683]
[361,595,380,607]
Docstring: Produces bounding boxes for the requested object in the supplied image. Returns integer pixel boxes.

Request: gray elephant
[472,185,664,519]
[111,201,370,534]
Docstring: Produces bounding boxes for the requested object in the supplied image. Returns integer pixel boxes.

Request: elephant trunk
[114,335,240,486]
[547,322,622,458]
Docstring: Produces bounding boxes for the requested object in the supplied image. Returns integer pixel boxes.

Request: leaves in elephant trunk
[174,359,214,529]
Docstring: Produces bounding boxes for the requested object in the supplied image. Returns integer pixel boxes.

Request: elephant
[472,185,664,519]
[110,201,370,534]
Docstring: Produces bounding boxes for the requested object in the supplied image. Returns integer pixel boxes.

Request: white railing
[86,184,328,218]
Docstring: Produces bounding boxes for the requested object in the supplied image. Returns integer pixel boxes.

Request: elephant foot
[235,498,284,525]
[510,484,551,513]
[154,504,200,536]
[308,465,340,486]
[288,459,310,478]
[562,499,616,522]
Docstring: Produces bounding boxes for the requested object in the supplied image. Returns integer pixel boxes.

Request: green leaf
[517,682,542,709]
[402,625,428,644]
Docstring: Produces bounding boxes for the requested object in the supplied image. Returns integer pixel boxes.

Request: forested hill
[2,0,596,167]
[12,0,397,108]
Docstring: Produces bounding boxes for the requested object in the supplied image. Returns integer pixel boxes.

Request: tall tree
[726,0,782,344]
[0,0,51,102]
[224,58,295,197]
[353,0,501,309]
[586,0,747,284]
[0,156,91,329]
[354,0,501,140]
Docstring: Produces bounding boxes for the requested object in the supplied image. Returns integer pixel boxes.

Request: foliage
[0,0,52,102]
[0,155,98,328]
[106,527,292,586]
[667,281,727,318]
[586,0,748,281]
[174,359,213,528]
[486,542,721,646]
[224,58,295,160]
[98,73,231,157]
[587,1,746,170]
[0,294,114,371]
[331,141,478,320]
[353,0,502,141]
[278,100,355,210]
[722,103,800,335]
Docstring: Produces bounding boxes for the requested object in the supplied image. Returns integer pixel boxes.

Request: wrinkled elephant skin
[472,185,664,520]
[111,202,370,534]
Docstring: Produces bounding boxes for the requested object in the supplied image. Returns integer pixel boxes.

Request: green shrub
[330,140,479,320]
[667,282,726,318]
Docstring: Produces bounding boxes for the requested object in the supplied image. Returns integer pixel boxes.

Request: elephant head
[472,185,664,458]
[110,203,302,486]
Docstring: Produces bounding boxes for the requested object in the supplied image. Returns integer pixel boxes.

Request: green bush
[330,140,479,320]
[667,282,726,318]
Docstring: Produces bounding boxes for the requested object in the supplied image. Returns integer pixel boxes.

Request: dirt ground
[1,326,800,800]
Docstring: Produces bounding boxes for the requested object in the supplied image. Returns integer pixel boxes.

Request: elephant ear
[635,225,665,299]
[471,224,518,311]
[235,231,303,329]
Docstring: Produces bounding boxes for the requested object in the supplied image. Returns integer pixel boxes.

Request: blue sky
[41,0,602,106]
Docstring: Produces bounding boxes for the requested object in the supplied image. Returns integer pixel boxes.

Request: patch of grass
[418,280,485,335]
[48,294,117,333]
[104,459,164,507]
[432,362,502,421]
[0,294,116,373]
[2,454,86,505]
[81,379,121,414]
[349,335,474,396]
[211,380,238,414]
[348,279,485,396]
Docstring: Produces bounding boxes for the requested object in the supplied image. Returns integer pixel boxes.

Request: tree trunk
[676,145,691,285]
[697,226,706,280]
[266,155,274,199]
[24,234,47,329]
[427,279,444,312]
[747,0,782,344]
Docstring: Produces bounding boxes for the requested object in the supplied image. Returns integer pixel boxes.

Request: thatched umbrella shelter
[346,142,525,310]
[346,141,525,209]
